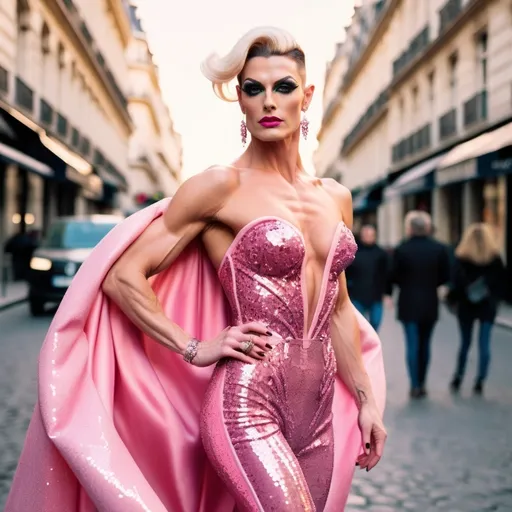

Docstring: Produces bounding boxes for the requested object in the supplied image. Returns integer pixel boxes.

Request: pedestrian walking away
[389,210,451,399]
[5,27,386,512]
[346,224,390,332]
[446,223,507,396]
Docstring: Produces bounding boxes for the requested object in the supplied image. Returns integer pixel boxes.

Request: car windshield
[42,220,118,249]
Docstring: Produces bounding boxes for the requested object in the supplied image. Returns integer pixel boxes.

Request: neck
[240,131,304,183]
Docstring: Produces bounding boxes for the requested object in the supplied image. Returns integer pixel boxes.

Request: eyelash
[242,83,298,96]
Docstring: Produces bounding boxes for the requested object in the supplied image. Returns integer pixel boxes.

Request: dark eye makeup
[241,78,298,96]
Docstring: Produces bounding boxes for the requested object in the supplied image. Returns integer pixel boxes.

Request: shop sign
[435,159,477,186]
[490,158,512,173]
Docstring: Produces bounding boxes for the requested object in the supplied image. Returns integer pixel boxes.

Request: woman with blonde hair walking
[447,223,506,395]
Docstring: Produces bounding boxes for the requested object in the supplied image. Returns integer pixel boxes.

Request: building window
[476,30,488,89]
[448,52,458,106]
[16,0,31,73]
[41,22,50,54]
[427,70,435,104]
[58,42,65,69]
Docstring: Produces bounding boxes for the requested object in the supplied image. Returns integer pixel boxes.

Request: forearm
[103,269,190,355]
[331,301,375,409]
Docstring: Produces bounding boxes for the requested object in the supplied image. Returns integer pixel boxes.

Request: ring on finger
[240,338,254,355]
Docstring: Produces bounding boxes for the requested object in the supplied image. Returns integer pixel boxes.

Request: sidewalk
[0,281,28,311]
[496,302,512,329]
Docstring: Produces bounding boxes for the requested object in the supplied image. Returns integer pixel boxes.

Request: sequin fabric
[204,218,357,511]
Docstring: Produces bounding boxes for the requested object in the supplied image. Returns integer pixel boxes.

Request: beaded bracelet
[183,338,200,364]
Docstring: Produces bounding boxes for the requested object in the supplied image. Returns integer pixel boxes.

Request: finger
[361,429,371,456]
[238,322,273,336]
[374,431,386,458]
[356,453,370,470]
[366,453,381,471]
[234,346,266,360]
[226,347,259,364]
[231,331,272,351]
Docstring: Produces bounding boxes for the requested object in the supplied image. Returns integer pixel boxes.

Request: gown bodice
[218,217,357,341]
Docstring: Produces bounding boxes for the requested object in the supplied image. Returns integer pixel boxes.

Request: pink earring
[240,118,247,146]
[300,112,309,140]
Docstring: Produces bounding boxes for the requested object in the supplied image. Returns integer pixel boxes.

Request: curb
[496,316,512,330]
[0,296,27,312]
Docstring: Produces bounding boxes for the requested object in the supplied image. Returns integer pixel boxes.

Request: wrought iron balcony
[15,77,34,113]
[342,89,389,152]
[439,108,457,140]
[391,123,431,164]
[0,66,8,94]
[40,99,54,126]
[393,25,430,77]
[464,90,487,127]
[439,0,462,34]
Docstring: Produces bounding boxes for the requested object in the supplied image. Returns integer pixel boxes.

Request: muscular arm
[102,166,238,355]
[325,181,376,408]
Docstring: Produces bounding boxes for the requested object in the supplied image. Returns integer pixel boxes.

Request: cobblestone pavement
[1,303,512,510]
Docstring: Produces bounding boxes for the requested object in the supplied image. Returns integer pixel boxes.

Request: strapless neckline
[218,216,352,338]
[218,215,344,275]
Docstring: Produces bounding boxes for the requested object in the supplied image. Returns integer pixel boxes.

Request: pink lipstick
[259,116,283,128]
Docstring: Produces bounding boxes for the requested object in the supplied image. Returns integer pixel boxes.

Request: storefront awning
[385,153,446,198]
[435,122,512,186]
[439,122,512,170]
[0,140,54,177]
[352,178,386,213]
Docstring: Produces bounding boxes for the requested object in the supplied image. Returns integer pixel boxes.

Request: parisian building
[124,3,181,214]
[0,0,182,272]
[316,0,512,286]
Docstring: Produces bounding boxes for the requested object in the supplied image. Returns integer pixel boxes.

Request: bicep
[107,167,237,279]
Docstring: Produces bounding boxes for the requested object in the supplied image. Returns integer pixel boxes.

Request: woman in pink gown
[6,27,386,511]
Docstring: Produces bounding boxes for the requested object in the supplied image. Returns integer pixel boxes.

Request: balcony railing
[0,66,8,94]
[464,90,487,127]
[439,108,457,140]
[342,89,388,152]
[15,77,34,113]
[391,123,431,164]
[393,25,430,77]
[439,0,462,34]
[57,113,68,138]
[40,99,54,126]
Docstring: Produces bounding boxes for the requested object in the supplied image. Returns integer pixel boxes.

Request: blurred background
[1,0,512,510]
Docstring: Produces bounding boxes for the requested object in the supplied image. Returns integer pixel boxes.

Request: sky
[135,0,355,179]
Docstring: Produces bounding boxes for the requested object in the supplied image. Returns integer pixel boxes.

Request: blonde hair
[200,26,305,102]
[404,210,432,236]
[455,223,500,265]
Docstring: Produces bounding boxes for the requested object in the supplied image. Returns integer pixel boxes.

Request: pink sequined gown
[201,217,358,511]
[5,201,385,512]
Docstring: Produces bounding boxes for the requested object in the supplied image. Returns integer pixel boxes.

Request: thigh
[201,361,315,512]
[457,316,474,345]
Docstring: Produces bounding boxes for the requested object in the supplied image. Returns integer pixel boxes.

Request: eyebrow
[242,76,298,87]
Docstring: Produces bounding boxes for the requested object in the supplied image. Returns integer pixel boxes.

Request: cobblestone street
[1,303,512,510]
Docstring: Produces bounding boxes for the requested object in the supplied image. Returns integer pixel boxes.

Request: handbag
[465,275,490,304]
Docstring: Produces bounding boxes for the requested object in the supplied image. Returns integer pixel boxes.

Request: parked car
[28,215,123,316]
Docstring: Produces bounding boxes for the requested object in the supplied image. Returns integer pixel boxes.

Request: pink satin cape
[5,199,386,512]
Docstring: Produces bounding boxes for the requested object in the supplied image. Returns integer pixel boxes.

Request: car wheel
[29,297,45,316]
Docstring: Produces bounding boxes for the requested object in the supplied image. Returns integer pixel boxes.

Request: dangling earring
[240,117,247,146]
[300,111,309,140]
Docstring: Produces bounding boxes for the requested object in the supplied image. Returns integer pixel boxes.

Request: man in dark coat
[346,224,390,332]
[389,211,451,398]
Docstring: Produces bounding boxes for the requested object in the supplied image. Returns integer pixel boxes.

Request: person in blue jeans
[346,224,389,332]
[389,211,451,399]
[446,223,506,395]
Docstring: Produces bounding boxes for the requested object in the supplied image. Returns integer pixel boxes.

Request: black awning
[352,178,386,213]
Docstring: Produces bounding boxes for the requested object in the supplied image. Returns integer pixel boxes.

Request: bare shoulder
[164,165,240,227]
[321,178,353,228]
[321,178,352,205]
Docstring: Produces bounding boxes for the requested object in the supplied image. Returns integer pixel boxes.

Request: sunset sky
[136,0,356,178]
